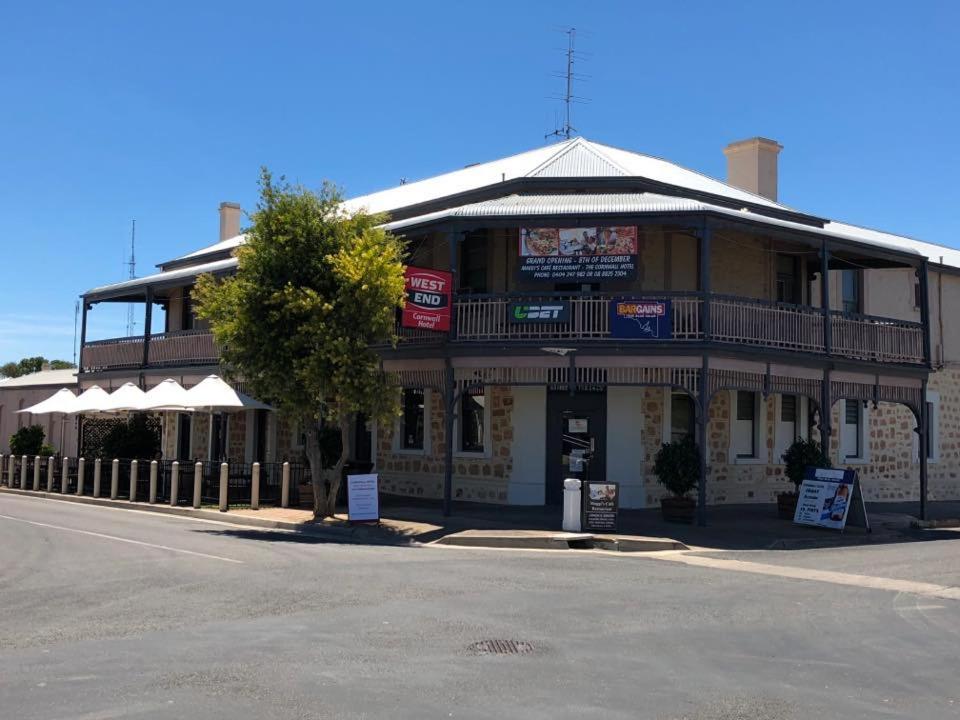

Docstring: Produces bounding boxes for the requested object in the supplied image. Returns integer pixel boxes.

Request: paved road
[1,493,960,719]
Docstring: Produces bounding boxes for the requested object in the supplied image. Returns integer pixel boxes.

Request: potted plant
[779,437,831,519]
[653,435,700,523]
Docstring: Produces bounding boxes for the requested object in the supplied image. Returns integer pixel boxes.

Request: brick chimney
[722,137,783,201]
[219,202,242,241]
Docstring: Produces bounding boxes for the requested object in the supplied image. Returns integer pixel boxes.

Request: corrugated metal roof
[527,141,627,178]
[84,257,238,299]
[165,234,246,264]
[0,369,78,389]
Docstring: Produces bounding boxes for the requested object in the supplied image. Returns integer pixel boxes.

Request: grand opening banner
[402,266,452,332]
[519,226,638,282]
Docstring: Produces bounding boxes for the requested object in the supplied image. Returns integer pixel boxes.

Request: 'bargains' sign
[402,266,452,332]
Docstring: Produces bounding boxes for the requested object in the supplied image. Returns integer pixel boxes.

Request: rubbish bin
[562,478,582,532]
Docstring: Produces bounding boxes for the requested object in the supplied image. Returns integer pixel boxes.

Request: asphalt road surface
[2,493,960,720]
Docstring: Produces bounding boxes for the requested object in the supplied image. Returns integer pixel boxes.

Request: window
[176,413,192,461]
[774,394,808,463]
[459,231,488,293]
[459,389,486,453]
[915,393,940,464]
[776,254,801,304]
[731,391,761,460]
[841,270,861,314]
[399,388,426,451]
[670,392,695,443]
[840,399,868,463]
[210,413,229,461]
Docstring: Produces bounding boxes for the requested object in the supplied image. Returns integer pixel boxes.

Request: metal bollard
[251,462,261,510]
[149,460,158,504]
[281,461,290,508]
[21,455,28,490]
[110,459,119,499]
[129,460,138,502]
[33,456,41,491]
[61,457,69,494]
[47,457,55,492]
[193,462,202,509]
[0,454,5,487]
[169,461,180,507]
[77,458,86,495]
[93,458,102,498]
[218,462,228,512]
[7,455,15,487]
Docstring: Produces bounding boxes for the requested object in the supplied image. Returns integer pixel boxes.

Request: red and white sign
[402,266,452,332]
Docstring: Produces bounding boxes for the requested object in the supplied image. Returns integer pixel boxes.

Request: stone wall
[377,386,514,503]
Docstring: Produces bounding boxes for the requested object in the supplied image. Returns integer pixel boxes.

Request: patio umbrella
[71,385,113,415]
[184,375,272,461]
[141,378,192,412]
[17,388,78,455]
[99,382,149,413]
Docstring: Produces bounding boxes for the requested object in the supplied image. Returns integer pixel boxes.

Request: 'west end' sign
[402,266,452,332]
[518,226,639,282]
[609,299,672,339]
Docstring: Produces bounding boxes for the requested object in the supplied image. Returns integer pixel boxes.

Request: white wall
[508,386,546,505]
[606,386,645,508]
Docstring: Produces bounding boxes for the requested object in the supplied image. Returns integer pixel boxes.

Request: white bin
[562,478,582,532]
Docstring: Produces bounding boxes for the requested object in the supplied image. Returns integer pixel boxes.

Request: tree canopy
[194,169,406,516]
[0,357,75,378]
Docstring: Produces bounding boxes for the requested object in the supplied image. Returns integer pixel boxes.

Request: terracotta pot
[660,495,696,524]
[777,491,799,520]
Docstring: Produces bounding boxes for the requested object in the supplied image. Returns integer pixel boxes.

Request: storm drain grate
[466,639,535,656]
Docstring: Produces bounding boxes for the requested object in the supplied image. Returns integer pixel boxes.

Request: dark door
[545,390,607,505]
[176,413,192,461]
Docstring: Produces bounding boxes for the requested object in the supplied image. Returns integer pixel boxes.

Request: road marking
[648,551,960,601]
[0,513,244,564]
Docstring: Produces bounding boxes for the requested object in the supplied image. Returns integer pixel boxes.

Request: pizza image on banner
[518,226,639,282]
[402,266,452,332]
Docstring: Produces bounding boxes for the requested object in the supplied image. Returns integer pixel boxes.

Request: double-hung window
[400,389,426,451]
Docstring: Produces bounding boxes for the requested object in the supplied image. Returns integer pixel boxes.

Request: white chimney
[722,137,783,201]
[219,201,242,241]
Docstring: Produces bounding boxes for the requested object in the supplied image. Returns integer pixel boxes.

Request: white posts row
[3,455,292,513]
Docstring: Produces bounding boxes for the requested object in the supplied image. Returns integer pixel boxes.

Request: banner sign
[519,226,638,282]
[509,301,570,323]
[609,299,672,339]
[582,481,619,532]
[793,467,870,532]
[402,266,452,332]
[347,473,380,523]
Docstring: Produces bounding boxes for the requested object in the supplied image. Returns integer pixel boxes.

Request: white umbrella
[72,385,113,415]
[141,378,192,411]
[185,375,272,411]
[18,388,77,416]
[100,382,148,412]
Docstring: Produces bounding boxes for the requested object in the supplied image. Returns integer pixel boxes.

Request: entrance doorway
[545,389,606,505]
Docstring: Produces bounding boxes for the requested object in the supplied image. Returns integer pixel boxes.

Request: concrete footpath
[2,486,954,552]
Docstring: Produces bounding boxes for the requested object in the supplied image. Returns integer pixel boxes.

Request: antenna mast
[125,220,136,336]
[546,27,587,142]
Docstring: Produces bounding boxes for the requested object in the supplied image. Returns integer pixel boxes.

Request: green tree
[194,170,406,517]
[9,425,45,456]
[0,357,76,378]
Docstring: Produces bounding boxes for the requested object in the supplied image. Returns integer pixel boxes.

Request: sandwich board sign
[347,473,380,523]
[793,467,870,532]
[582,481,619,533]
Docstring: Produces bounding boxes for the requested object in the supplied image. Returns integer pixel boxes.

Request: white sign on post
[794,467,869,532]
[347,473,380,523]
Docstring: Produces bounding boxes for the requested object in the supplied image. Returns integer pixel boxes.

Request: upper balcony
[80,329,219,374]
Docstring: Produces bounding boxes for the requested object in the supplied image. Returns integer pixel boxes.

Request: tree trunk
[320,412,351,517]
[303,421,326,517]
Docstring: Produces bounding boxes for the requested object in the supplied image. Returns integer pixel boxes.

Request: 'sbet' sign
[402,266,452,332]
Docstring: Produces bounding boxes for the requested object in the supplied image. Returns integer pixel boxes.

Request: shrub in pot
[9,425,45,456]
[779,437,831,519]
[653,435,700,524]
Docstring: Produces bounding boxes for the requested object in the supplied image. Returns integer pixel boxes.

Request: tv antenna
[125,220,136,336]
[546,27,590,142]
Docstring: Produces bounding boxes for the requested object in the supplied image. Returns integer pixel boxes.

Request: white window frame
[454,386,492,458]
[393,388,431,456]
[728,390,767,464]
[773,394,809,464]
[661,388,696,445]
[913,391,940,464]
[839,399,870,465]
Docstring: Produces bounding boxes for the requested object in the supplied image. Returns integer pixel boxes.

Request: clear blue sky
[1,0,957,363]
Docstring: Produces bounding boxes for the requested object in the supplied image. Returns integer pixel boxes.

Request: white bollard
[77,458,86,495]
[93,458,102,498]
[193,462,202,509]
[251,462,261,511]
[33,456,41,491]
[61,457,69,494]
[47,456,55,492]
[281,462,290,508]
[21,455,28,490]
[218,462,229,512]
[129,460,138,502]
[562,478,582,533]
[149,460,158,504]
[0,454,5,486]
[7,455,15,487]
[169,461,180,507]
[110,459,119,499]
